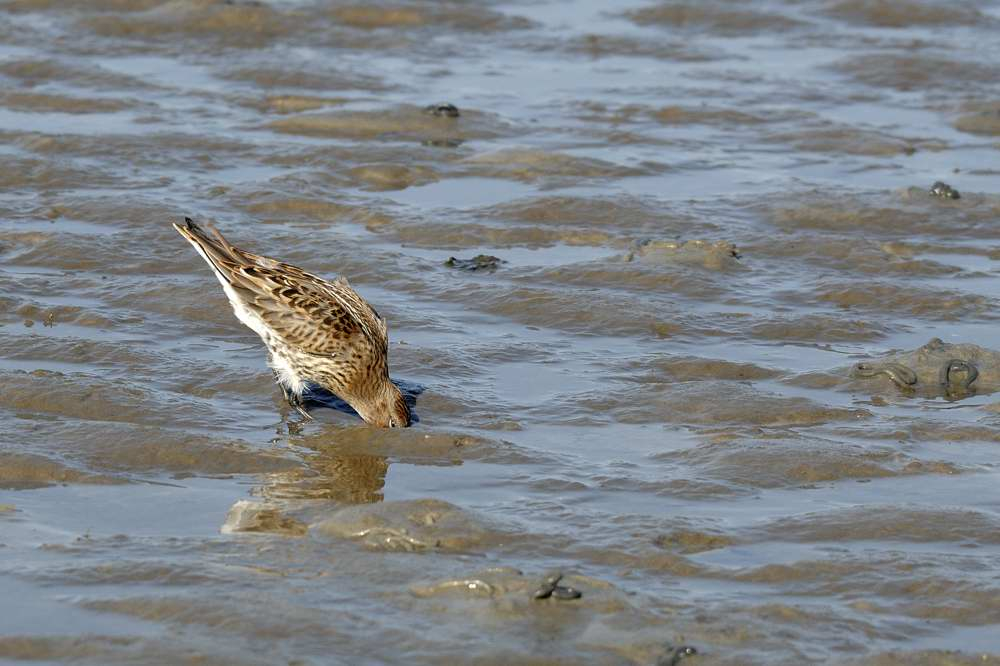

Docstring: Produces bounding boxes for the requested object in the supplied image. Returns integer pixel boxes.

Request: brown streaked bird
[173,217,411,428]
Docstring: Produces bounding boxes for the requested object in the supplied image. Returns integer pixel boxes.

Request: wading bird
[174,218,410,428]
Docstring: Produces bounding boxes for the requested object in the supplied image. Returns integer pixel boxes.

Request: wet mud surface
[1,0,1000,664]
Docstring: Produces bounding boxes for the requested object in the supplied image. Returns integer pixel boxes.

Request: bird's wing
[232,261,387,358]
[174,218,388,358]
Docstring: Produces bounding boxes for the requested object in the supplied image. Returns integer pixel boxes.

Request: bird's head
[357,382,411,428]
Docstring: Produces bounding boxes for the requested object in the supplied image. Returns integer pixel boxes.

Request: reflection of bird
[262,453,389,504]
[174,218,410,428]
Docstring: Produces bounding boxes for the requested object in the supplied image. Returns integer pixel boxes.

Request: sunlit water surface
[2,0,1000,664]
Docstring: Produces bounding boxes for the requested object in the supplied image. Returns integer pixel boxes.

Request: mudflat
[2,1,1000,663]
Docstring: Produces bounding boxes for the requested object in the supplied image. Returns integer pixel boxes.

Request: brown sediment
[0,452,124,489]
[221,66,389,92]
[577,382,871,427]
[764,196,1000,237]
[756,506,1000,544]
[834,54,1000,91]
[844,652,1000,665]
[266,107,498,143]
[811,282,991,319]
[462,148,660,184]
[386,221,616,248]
[328,4,534,32]
[0,92,133,114]
[83,2,300,47]
[558,34,722,61]
[745,237,960,277]
[0,157,122,190]
[251,95,350,115]
[653,105,769,126]
[6,0,162,10]
[657,435,939,489]
[484,195,694,234]
[641,356,781,382]
[347,163,439,191]
[954,101,1000,136]
[625,3,806,34]
[823,0,989,28]
[238,196,361,223]
[653,529,736,554]
[0,58,153,89]
[763,125,932,156]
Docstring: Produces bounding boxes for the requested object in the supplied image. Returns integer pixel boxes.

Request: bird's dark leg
[273,370,313,421]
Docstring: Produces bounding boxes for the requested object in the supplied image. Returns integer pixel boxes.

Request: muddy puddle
[2,0,1000,664]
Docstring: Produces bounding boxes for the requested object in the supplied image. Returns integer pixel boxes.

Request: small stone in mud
[532,572,582,600]
[424,103,460,118]
[657,645,698,666]
[930,181,960,199]
[22,319,33,328]
[421,138,465,148]
[444,255,506,272]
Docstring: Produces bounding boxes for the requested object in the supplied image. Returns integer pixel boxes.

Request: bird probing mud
[174,218,410,428]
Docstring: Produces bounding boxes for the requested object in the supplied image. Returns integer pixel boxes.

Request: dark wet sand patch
[763,125,934,156]
[6,0,163,11]
[328,4,534,32]
[385,221,617,249]
[823,0,990,28]
[0,157,124,191]
[656,437,951,489]
[764,194,1000,238]
[811,282,992,319]
[0,58,154,90]
[461,148,662,185]
[845,652,1000,666]
[639,356,782,382]
[266,106,508,144]
[220,66,389,92]
[484,195,703,235]
[834,54,1000,92]
[954,101,1000,136]
[237,195,364,224]
[0,370,244,428]
[577,381,870,427]
[757,506,1000,544]
[0,91,134,114]
[745,236,960,277]
[519,259,744,300]
[653,105,772,126]
[625,2,806,34]
[653,529,736,554]
[244,95,351,115]
[0,452,125,489]
[554,34,722,61]
[82,2,302,47]
[347,163,439,191]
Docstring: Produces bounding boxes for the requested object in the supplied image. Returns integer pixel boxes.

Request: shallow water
[2,0,1000,663]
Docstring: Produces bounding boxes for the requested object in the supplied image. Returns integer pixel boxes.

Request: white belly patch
[182,233,307,396]
[269,349,305,395]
